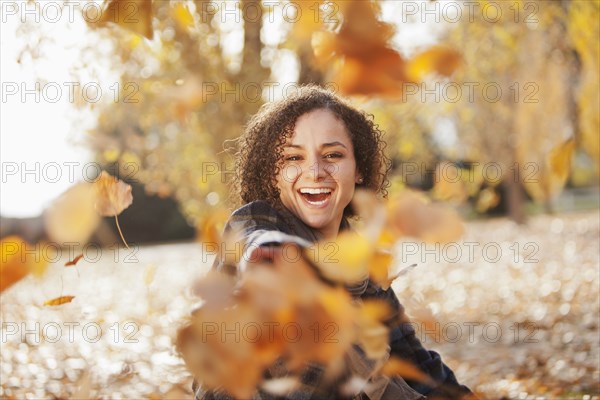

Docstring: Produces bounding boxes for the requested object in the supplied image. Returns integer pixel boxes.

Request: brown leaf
[94,171,133,216]
[65,254,84,267]
[44,295,76,306]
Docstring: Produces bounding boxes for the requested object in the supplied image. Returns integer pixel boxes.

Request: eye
[285,155,302,161]
[324,152,343,159]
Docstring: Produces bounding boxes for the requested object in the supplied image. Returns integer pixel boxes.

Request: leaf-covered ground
[1,211,599,399]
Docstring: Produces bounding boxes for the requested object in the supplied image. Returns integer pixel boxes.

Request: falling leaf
[405,45,462,83]
[94,171,133,217]
[1,236,48,293]
[171,2,194,30]
[355,300,391,359]
[310,2,460,96]
[387,190,464,243]
[44,182,100,245]
[305,231,372,284]
[368,249,394,290]
[44,295,76,306]
[94,171,134,248]
[88,0,154,39]
[65,254,84,267]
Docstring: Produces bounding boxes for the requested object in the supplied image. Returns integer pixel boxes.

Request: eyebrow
[283,141,348,149]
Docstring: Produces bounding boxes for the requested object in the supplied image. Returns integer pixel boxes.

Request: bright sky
[1,2,118,218]
[0,1,439,218]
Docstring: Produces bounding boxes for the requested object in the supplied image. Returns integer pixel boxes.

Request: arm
[212,201,312,275]
[361,284,474,399]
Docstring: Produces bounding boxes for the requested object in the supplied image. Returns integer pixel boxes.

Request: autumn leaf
[44,295,76,306]
[94,171,134,248]
[44,182,100,245]
[65,254,84,267]
[88,0,154,39]
[355,300,391,359]
[305,231,372,284]
[405,45,462,83]
[171,2,194,30]
[368,249,394,290]
[387,190,464,243]
[94,171,133,217]
[310,2,460,96]
[1,236,48,294]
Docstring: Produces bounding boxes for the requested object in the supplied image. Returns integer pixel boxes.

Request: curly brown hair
[231,85,391,217]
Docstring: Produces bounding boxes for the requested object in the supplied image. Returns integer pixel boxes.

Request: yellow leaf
[305,232,371,284]
[44,182,100,244]
[44,295,76,306]
[172,2,194,30]
[368,249,394,290]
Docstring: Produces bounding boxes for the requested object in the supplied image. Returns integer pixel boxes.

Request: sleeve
[212,201,311,275]
[362,284,474,399]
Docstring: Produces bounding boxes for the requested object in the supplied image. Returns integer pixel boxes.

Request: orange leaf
[65,254,84,267]
[406,45,462,83]
[44,295,75,306]
[1,236,48,293]
[388,190,464,243]
[94,171,133,217]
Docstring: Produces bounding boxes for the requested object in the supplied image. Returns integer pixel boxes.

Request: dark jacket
[197,201,473,400]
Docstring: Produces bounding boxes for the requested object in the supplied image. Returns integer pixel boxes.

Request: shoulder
[231,200,278,219]
[227,200,285,233]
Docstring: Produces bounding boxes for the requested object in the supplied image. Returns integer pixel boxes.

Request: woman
[202,85,472,399]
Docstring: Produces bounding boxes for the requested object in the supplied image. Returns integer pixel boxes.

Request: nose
[307,159,329,182]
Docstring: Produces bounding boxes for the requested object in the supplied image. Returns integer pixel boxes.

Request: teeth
[299,188,332,194]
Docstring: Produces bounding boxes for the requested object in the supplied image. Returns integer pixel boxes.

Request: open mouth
[298,187,333,206]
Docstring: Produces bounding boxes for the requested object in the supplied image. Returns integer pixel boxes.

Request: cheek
[279,164,302,185]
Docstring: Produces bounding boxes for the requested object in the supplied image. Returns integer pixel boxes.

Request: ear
[355,170,364,184]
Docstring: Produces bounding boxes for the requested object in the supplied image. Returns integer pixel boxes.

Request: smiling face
[276,108,361,239]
